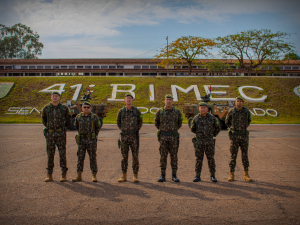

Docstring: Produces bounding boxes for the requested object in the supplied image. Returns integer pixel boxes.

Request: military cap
[198,102,209,107]
[125,93,134,98]
[82,101,92,106]
[236,96,244,102]
[165,94,174,99]
[51,91,60,96]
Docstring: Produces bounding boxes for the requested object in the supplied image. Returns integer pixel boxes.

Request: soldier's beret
[198,102,209,107]
[125,93,134,98]
[165,94,174,99]
[236,96,244,102]
[82,101,92,106]
[51,91,60,96]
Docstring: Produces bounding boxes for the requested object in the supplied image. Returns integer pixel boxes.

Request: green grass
[0,76,300,124]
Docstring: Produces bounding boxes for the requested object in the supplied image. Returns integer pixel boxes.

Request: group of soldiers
[42,91,253,183]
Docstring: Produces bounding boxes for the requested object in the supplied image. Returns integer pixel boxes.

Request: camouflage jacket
[191,113,220,145]
[42,102,71,137]
[155,106,183,141]
[117,106,143,141]
[225,106,251,133]
[75,112,101,144]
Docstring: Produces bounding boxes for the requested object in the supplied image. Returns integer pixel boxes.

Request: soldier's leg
[229,138,239,172]
[204,144,216,177]
[77,144,87,172]
[87,142,98,174]
[169,139,179,175]
[130,138,139,174]
[240,137,250,171]
[195,144,205,176]
[56,135,68,175]
[121,141,130,173]
[159,140,168,174]
[46,138,56,174]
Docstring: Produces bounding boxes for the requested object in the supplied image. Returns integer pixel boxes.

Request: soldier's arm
[64,106,72,129]
[116,109,122,130]
[190,117,197,133]
[137,109,143,130]
[214,117,221,137]
[248,109,252,127]
[75,115,79,131]
[225,110,232,128]
[154,110,160,129]
[94,115,101,136]
[178,110,183,129]
[41,107,47,127]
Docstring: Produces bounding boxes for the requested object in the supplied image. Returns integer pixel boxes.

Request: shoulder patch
[140,114,143,118]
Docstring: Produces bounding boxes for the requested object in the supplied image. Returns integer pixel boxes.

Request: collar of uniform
[82,113,92,117]
[164,106,173,111]
[125,107,133,112]
[235,106,243,112]
[50,102,61,108]
[200,113,209,118]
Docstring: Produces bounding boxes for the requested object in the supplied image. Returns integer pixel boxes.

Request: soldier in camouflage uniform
[72,102,102,182]
[117,93,143,183]
[155,94,183,182]
[42,91,71,182]
[225,96,252,182]
[190,102,220,182]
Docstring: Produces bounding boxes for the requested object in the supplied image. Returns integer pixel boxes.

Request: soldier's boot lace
[118,173,127,182]
[72,171,82,182]
[244,171,252,182]
[193,175,201,182]
[45,174,53,182]
[172,174,180,182]
[133,173,139,183]
[60,174,67,182]
[228,172,234,182]
[158,174,166,182]
[92,174,97,182]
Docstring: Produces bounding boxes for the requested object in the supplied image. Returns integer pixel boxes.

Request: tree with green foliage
[216,29,295,72]
[154,36,217,75]
[283,52,300,60]
[204,59,229,75]
[0,23,44,59]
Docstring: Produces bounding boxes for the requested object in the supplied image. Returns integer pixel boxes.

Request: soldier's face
[51,94,60,102]
[165,98,173,107]
[199,106,208,115]
[82,105,92,114]
[236,99,244,108]
[125,96,133,105]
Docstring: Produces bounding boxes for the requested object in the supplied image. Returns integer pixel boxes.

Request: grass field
[0,76,300,124]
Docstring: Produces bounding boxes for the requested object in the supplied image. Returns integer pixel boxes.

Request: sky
[0,0,300,59]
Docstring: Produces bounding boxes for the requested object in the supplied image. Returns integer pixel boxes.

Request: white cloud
[1,0,299,37]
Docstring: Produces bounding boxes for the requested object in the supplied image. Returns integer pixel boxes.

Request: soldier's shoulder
[41,103,51,112]
[227,108,235,114]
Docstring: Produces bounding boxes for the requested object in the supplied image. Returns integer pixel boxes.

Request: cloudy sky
[0,0,299,59]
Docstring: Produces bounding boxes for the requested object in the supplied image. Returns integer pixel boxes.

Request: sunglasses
[83,106,91,109]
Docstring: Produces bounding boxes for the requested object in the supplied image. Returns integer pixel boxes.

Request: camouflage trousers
[229,136,249,172]
[194,143,216,177]
[77,141,98,174]
[159,139,179,174]
[46,135,68,175]
[121,137,139,174]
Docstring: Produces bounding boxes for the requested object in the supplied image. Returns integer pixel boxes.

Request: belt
[160,131,175,136]
[80,133,94,138]
[231,130,248,135]
[48,128,63,133]
[121,130,138,135]
[195,135,213,140]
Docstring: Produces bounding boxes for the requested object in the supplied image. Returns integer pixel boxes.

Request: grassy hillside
[0,76,300,124]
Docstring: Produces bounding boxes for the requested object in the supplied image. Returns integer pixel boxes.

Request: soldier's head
[124,93,134,107]
[235,96,244,109]
[51,91,60,103]
[82,102,92,115]
[198,102,209,116]
[164,94,173,109]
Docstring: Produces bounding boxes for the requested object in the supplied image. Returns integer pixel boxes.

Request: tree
[283,52,300,60]
[204,59,229,75]
[154,36,217,75]
[0,23,44,59]
[216,29,295,72]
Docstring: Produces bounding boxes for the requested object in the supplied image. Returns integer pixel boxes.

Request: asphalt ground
[0,124,299,225]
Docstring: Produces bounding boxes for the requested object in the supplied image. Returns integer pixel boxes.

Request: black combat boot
[158,174,166,182]
[193,175,201,182]
[211,176,218,182]
[172,174,180,182]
